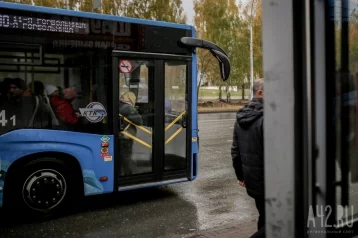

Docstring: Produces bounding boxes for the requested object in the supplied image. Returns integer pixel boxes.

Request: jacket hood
[236,98,263,129]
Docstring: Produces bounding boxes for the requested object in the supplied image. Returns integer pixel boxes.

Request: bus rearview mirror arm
[178,37,231,81]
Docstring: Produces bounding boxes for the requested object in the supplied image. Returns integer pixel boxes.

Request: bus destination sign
[0,14,89,34]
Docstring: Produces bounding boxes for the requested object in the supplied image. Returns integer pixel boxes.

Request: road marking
[227,140,233,142]
[198,119,236,122]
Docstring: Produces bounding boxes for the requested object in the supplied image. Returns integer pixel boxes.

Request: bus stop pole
[249,0,255,100]
[356,73,358,148]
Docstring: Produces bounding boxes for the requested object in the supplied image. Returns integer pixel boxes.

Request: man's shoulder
[120,103,136,114]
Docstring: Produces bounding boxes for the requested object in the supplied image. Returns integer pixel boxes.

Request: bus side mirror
[210,49,230,82]
[178,37,231,81]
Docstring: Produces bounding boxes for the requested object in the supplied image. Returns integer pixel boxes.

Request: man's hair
[253,78,264,94]
[11,78,26,90]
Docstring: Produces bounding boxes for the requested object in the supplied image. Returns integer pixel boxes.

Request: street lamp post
[249,0,255,100]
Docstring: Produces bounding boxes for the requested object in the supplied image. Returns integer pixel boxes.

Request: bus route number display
[0,14,89,34]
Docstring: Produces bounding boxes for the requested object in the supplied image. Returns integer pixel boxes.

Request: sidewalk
[183,220,258,238]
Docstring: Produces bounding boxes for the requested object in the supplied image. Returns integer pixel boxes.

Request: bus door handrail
[119,114,152,149]
[118,110,187,147]
[164,110,186,145]
[165,127,184,145]
[119,113,152,135]
[165,110,186,132]
[121,130,152,149]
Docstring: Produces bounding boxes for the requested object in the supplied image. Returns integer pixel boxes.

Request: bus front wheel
[5,157,81,219]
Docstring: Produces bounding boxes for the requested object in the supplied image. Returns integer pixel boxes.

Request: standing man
[118,91,143,176]
[231,78,265,237]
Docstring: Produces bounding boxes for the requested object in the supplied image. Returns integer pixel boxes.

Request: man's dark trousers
[250,197,265,237]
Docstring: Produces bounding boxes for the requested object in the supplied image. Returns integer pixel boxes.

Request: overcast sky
[182,0,194,25]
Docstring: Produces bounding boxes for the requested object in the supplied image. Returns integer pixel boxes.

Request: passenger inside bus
[46,85,80,129]
[8,78,28,101]
[29,81,46,97]
[118,91,143,176]
[0,78,55,131]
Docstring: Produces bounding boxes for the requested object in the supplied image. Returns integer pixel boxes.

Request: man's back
[231,97,264,199]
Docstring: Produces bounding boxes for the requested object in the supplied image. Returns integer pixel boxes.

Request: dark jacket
[119,102,143,139]
[231,97,264,198]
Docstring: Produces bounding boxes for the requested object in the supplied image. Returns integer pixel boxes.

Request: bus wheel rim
[22,169,67,211]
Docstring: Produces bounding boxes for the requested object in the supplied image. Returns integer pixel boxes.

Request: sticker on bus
[104,156,112,162]
[79,102,107,123]
[101,135,110,142]
[119,60,133,73]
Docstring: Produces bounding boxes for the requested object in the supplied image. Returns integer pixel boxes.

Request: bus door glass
[118,59,154,177]
[331,0,358,227]
[112,51,192,186]
[164,61,188,172]
[313,0,358,232]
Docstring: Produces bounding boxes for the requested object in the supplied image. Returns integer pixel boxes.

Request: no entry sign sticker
[119,60,133,73]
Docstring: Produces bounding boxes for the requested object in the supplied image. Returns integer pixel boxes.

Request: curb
[198,110,239,114]
[198,107,242,113]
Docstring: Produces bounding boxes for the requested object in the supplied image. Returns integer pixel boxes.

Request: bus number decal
[0,110,16,127]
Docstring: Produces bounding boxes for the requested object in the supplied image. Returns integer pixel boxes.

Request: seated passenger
[46,85,80,126]
[55,86,64,98]
[8,78,28,102]
[21,81,34,97]
[31,80,46,97]
[28,80,52,129]
[1,78,38,131]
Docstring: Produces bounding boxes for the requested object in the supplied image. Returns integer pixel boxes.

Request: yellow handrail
[119,110,186,148]
[165,127,183,145]
[165,110,186,132]
[121,131,152,149]
[119,113,152,135]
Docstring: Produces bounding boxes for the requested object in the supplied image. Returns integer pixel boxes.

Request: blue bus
[0,2,230,217]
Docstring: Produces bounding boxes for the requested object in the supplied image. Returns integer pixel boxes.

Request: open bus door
[112,38,231,189]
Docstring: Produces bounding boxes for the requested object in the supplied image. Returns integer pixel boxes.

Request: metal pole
[66,0,69,10]
[250,0,255,100]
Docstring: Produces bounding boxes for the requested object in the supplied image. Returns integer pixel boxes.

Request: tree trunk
[219,85,222,100]
[197,85,201,104]
[241,83,245,100]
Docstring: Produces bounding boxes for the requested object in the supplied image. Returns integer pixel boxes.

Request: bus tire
[5,157,81,220]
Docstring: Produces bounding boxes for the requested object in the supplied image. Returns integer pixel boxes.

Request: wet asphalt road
[0,112,257,238]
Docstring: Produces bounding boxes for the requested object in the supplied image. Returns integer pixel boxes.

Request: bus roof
[0,1,194,31]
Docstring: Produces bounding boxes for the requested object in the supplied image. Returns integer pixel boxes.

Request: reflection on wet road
[0,112,257,238]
